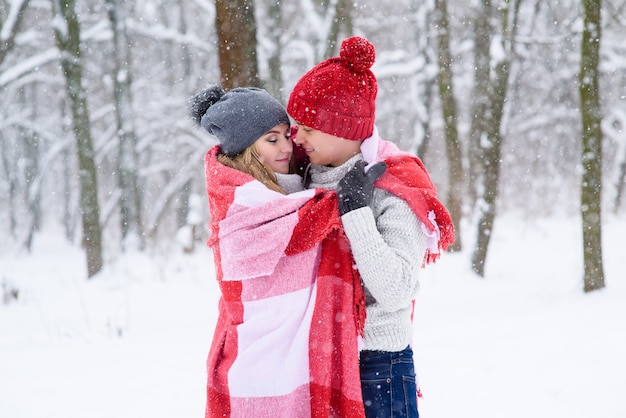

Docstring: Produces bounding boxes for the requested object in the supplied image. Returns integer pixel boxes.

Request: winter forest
[1,0,624,286]
[2,0,626,417]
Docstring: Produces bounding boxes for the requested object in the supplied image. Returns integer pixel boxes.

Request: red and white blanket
[204,145,366,418]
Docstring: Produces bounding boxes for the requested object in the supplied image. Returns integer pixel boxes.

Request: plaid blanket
[204,145,366,418]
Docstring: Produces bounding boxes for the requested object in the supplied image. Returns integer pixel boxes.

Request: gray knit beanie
[189,85,290,156]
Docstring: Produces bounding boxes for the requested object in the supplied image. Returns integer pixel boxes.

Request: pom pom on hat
[189,85,290,156]
[287,36,377,141]
[188,85,226,126]
[340,36,376,73]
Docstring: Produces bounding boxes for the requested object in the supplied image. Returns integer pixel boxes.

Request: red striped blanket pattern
[204,145,366,418]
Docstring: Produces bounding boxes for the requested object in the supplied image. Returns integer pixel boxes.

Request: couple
[190,36,454,418]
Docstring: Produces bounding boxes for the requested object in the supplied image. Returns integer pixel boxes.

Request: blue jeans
[359,346,419,418]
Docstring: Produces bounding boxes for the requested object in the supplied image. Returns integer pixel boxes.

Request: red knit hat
[287,36,377,141]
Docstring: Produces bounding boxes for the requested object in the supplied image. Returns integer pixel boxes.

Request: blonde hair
[217,145,288,194]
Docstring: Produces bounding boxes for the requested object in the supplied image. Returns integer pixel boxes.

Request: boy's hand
[337,160,387,215]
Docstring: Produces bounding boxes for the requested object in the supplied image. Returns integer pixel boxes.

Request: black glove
[337,160,387,215]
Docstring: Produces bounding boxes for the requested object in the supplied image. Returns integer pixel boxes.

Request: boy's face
[292,124,362,167]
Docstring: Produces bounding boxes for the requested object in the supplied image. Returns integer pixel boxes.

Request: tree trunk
[471,0,520,277]
[579,0,605,292]
[215,0,260,89]
[22,126,41,252]
[467,1,491,210]
[265,1,284,102]
[0,133,17,239]
[62,146,77,242]
[52,0,103,278]
[1,0,36,248]
[0,0,30,65]
[434,0,463,252]
[106,0,145,252]
[323,0,354,59]
[614,153,626,213]
[411,0,435,159]
[176,1,195,244]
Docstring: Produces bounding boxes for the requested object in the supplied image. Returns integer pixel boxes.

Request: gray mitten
[337,160,387,215]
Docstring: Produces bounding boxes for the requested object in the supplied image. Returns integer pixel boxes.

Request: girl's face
[253,123,293,174]
[292,124,362,167]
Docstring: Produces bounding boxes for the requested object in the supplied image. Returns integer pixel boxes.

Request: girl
[189,85,367,418]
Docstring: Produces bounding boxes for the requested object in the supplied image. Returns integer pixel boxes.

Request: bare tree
[323,0,354,59]
[434,0,463,252]
[614,145,626,212]
[1,0,32,246]
[215,0,260,89]
[51,0,103,278]
[263,1,284,101]
[0,132,18,239]
[408,0,436,159]
[471,0,522,277]
[106,0,145,252]
[19,109,41,251]
[174,2,196,248]
[467,1,492,210]
[0,0,30,65]
[579,0,605,292]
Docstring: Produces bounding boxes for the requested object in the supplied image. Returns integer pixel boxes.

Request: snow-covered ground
[1,213,624,417]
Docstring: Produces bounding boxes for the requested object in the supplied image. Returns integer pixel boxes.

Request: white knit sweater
[275,172,304,194]
[307,154,429,352]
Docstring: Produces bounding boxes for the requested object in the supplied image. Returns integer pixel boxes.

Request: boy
[288,36,454,418]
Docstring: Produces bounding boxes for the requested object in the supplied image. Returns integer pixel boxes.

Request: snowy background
[2,1,625,416]
[2,212,624,418]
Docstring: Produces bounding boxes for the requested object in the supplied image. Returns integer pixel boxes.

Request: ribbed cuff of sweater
[340,206,379,243]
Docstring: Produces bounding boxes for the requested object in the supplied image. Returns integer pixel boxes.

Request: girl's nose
[282,138,293,152]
